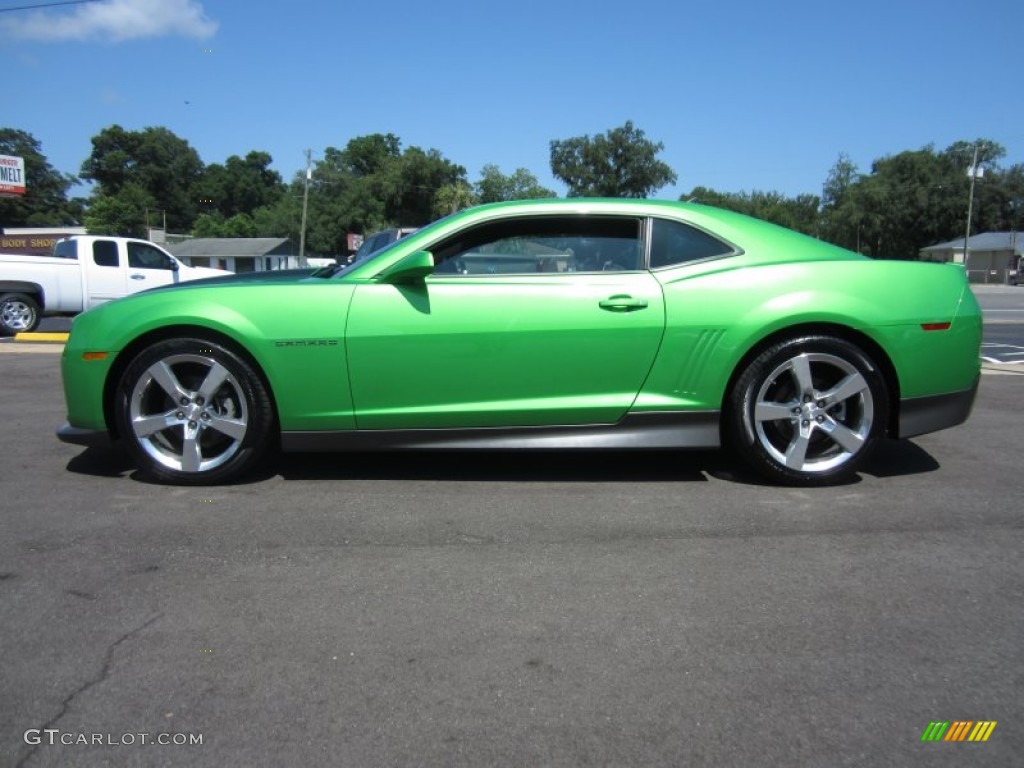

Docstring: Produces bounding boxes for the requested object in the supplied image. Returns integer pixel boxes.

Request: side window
[431,216,642,275]
[649,219,734,268]
[92,240,119,267]
[128,242,173,270]
[54,240,78,259]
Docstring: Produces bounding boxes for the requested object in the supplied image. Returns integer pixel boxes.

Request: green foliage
[196,151,284,220]
[688,139,1023,260]
[23,118,1021,267]
[389,146,467,224]
[221,213,257,238]
[190,211,257,238]
[550,121,677,198]
[280,134,469,255]
[81,125,204,231]
[0,128,79,226]
[83,183,150,237]
[686,186,821,235]
[434,180,477,217]
[476,164,555,204]
[191,212,225,238]
[253,194,301,241]
[817,140,1020,258]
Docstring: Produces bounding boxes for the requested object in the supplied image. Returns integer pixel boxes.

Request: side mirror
[378,250,434,284]
[166,257,180,272]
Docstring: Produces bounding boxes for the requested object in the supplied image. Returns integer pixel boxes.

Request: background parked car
[349,227,417,264]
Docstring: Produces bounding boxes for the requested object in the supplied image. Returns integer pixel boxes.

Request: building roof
[166,238,292,258]
[2,226,87,235]
[921,232,1023,254]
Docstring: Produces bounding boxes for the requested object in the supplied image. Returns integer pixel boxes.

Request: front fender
[64,282,358,432]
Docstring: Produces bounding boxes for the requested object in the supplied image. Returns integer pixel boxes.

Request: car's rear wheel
[114,338,273,484]
[726,335,888,485]
[0,293,41,335]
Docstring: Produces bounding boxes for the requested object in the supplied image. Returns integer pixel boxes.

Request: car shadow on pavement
[857,438,941,478]
[65,445,136,478]
[272,449,719,484]
[62,440,939,486]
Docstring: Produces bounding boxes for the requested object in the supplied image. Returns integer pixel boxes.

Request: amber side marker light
[921,322,952,331]
[82,352,109,361]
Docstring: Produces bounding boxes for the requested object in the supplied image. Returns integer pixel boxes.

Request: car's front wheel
[726,335,888,486]
[114,338,274,484]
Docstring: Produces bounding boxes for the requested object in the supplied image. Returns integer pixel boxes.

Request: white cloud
[2,0,218,42]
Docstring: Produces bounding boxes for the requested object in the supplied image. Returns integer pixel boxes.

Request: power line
[0,0,99,12]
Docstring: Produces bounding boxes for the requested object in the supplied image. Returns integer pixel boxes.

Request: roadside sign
[0,155,26,197]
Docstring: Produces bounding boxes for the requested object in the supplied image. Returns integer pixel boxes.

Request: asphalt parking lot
[0,342,1021,768]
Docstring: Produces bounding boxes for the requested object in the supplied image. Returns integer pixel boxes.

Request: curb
[13,332,70,343]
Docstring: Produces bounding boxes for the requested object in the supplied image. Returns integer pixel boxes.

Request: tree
[476,164,555,203]
[192,212,225,238]
[81,125,204,231]
[386,146,467,225]
[683,186,821,236]
[196,151,284,220]
[820,154,863,250]
[344,133,401,177]
[299,135,468,254]
[434,180,477,216]
[0,128,79,226]
[83,183,150,237]
[837,142,1002,258]
[550,121,677,198]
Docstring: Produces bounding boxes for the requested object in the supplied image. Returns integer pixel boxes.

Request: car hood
[155,267,322,291]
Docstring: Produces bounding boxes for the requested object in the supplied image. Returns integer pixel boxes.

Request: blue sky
[2,0,1022,203]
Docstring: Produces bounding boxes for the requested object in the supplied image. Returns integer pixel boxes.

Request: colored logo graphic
[921,721,997,742]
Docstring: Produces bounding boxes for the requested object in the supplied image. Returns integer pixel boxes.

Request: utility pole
[299,148,311,268]
[963,143,980,269]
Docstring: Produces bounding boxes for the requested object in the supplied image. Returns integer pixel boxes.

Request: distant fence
[966,268,1012,284]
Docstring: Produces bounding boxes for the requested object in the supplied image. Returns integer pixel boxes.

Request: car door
[85,239,126,308]
[126,241,179,290]
[345,214,666,430]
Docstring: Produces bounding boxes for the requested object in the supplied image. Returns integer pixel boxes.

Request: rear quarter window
[650,218,734,268]
[53,240,78,259]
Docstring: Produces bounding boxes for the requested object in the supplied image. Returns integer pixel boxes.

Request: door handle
[599,295,648,312]
[130,274,147,280]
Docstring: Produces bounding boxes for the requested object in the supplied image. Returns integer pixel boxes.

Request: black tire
[0,293,41,336]
[725,335,888,486]
[113,338,274,485]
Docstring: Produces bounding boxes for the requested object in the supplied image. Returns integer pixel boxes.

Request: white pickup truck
[0,235,229,335]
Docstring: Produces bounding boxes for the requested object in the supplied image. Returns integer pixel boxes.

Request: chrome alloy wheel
[1,299,35,331]
[128,353,249,473]
[752,352,874,473]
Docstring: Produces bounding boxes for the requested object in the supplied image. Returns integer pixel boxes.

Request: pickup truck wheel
[114,338,274,485]
[0,293,41,335]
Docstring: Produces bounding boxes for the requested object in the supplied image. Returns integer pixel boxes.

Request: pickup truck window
[93,240,119,268]
[54,240,78,259]
[128,242,173,270]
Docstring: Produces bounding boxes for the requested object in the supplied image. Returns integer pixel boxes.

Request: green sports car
[57,199,981,486]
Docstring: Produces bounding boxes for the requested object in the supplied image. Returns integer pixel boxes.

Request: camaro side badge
[274,339,339,347]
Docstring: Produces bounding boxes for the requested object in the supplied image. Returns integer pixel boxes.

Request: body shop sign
[0,155,26,196]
